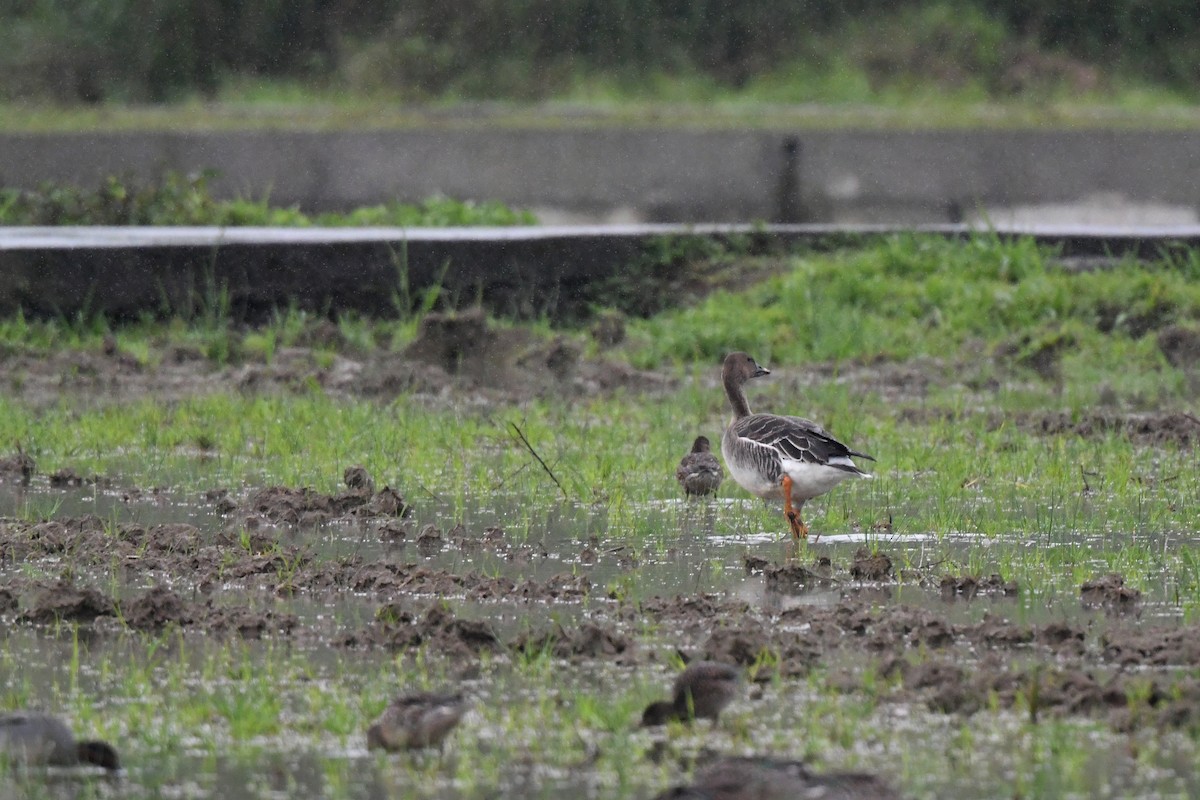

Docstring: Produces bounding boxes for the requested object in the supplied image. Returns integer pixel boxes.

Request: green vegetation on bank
[0,171,536,227]
[1,1,1198,115]
[627,234,1200,408]
[5,95,1200,135]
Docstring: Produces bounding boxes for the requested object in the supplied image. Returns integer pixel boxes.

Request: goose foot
[780,476,809,540]
[785,510,809,540]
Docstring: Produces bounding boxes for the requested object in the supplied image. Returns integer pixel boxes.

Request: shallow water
[0,475,1191,627]
[2,474,1199,799]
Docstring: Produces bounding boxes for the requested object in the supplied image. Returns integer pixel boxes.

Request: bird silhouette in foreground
[652,755,902,800]
[641,661,740,727]
[366,692,469,751]
[676,435,724,498]
[720,352,874,540]
[0,711,120,771]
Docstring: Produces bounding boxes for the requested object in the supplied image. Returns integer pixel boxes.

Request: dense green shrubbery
[0,1,1197,103]
[0,171,536,226]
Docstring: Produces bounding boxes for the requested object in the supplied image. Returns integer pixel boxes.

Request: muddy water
[3,473,1200,799]
[0,479,1152,634]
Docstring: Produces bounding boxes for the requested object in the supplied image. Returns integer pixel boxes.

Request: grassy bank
[4,95,1200,134]
[0,172,536,226]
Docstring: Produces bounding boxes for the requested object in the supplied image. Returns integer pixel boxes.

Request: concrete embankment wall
[2,129,1199,224]
[2,224,1198,323]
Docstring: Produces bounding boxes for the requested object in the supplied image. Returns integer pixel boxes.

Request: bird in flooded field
[720,352,874,541]
[652,755,902,800]
[366,692,469,752]
[0,711,121,771]
[641,660,741,727]
[676,435,724,498]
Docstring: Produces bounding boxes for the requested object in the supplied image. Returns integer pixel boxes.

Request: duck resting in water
[366,692,468,751]
[0,711,120,771]
[641,660,740,726]
[675,435,724,498]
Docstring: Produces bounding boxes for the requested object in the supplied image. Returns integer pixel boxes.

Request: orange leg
[780,475,809,540]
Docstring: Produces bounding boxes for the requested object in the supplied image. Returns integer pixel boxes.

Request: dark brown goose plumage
[366,692,468,751]
[0,711,120,770]
[676,435,724,497]
[641,661,740,726]
[652,756,902,800]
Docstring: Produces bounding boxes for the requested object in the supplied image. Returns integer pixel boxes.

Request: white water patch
[815,531,937,544]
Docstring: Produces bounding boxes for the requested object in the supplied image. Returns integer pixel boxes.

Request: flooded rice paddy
[2,293,1200,798]
[3,450,1200,799]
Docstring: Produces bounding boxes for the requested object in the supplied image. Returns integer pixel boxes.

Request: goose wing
[735,414,874,473]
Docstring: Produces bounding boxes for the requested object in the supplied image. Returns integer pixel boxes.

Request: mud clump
[902,660,980,714]
[404,308,494,374]
[971,616,1035,647]
[0,587,18,613]
[1100,622,1200,666]
[702,627,772,667]
[996,329,1076,380]
[764,563,833,594]
[222,473,410,527]
[850,549,892,581]
[513,621,633,663]
[653,756,902,800]
[47,467,102,487]
[1080,573,1141,612]
[346,603,502,660]
[1156,325,1200,369]
[415,524,444,555]
[21,579,114,624]
[1033,411,1200,448]
[418,604,501,654]
[0,448,35,484]
[742,555,770,574]
[203,605,298,639]
[590,311,627,348]
[121,523,204,555]
[940,574,1019,600]
[123,585,191,631]
[343,465,375,493]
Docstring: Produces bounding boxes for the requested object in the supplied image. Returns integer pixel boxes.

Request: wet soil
[4,311,1199,453]
[3,312,1199,798]
[3,468,1200,739]
[0,310,674,410]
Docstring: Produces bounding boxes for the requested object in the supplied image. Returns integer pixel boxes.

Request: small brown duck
[366,692,468,751]
[641,661,740,726]
[720,352,874,540]
[0,711,120,770]
[653,756,901,800]
[676,436,724,498]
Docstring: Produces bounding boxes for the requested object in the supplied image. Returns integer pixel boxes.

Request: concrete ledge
[2,223,1198,322]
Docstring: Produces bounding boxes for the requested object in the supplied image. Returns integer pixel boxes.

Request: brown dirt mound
[513,621,634,663]
[1080,573,1142,612]
[21,579,114,623]
[940,574,1019,600]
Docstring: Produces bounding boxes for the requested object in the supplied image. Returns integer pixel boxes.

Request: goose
[0,711,120,770]
[652,756,901,800]
[366,692,468,751]
[641,661,740,726]
[720,352,874,540]
[676,436,724,497]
